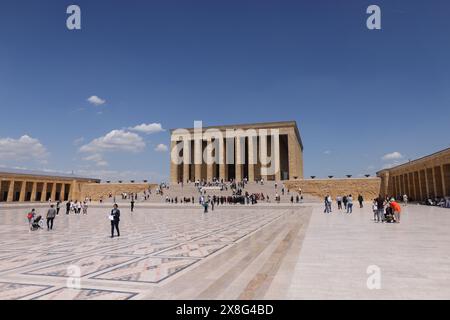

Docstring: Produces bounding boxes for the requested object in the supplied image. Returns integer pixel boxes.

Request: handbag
[108,214,114,221]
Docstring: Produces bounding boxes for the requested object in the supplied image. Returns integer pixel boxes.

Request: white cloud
[0,135,48,161]
[82,153,108,167]
[154,143,168,152]
[87,95,106,106]
[79,130,145,154]
[74,169,167,182]
[73,137,84,146]
[382,151,403,161]
[324,150,331,155]
[129,123,164,134]
[382,161,403,169]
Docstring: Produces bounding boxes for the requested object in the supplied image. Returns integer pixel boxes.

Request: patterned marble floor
[0,204,311,299]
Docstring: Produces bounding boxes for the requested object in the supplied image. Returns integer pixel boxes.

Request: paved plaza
[0,202,449,299]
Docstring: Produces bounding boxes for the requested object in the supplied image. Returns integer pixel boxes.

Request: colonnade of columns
[0,179,73,202]
[384,163,450,201]
[171,133,298,183]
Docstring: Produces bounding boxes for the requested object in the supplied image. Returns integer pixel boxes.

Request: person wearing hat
[389,199,402,223]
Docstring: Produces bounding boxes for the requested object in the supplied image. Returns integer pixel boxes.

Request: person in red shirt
[389,199,402,223]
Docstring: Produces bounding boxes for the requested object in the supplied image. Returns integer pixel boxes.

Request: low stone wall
[79,183,157,201]
[285,178,381,200]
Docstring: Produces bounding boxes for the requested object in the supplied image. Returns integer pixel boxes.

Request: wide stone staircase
[109,181,320,205]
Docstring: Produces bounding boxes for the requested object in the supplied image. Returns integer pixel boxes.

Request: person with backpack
[27,209,36,226]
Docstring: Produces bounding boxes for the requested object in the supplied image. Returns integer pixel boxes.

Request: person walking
[110,204,120,238]
[82,201,88,215]
[27,208,36,228]
[66,201,70,215]
[46,205,57,230]
[358,194,364,208]
[131,199,135,212]
[336,195,342,210]
[403,194,408,206]
[376,195,385,223]
[203,199,209,213]
[346,195,353,214]
[56,201,61,215]
[323,195,331,213]
[343,195,348,210]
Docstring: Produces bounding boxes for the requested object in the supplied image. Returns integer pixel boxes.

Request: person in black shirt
[110,204,120,238]
[358,194,364,208]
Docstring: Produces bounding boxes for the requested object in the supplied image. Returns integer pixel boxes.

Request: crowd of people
[371,196,402,223]
[323,194,357,214]
[423,196,450,208]
[23,177,450,237]
[322,193,404,223]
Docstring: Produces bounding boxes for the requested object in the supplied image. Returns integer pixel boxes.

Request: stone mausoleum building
[0,169,100,203]
[170,121,304,183]
[377,148,450,201]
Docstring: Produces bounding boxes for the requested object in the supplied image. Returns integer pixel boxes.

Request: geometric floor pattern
[0,204,293,299]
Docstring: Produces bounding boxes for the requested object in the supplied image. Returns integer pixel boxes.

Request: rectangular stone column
[273,133,281,181]
[424,169,430,197]
[248,135,256,181]
[60,183,66,202]
[30,182,37,202]
[67,184,73,201]
[194,138,202,181]
[432,167,438,198]
[41,182,47,202]
[19,181,26,202]
[260,135,268,181]
[402,174,406,196]
[416,172,421,200]
[219,138,226,181]
[441,165,447,197]
[170,140,178,184]
[50,183,56,201]
[6,180,14,202]
[235,135,243,181]
[287,133,299,180]
[183,139,191,183]
[206,138,214,181]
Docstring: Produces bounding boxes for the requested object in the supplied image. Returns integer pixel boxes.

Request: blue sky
[0,0,449,181]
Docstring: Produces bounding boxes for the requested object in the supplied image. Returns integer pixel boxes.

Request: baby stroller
[384,207,395,223]
[30,215,44,231]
